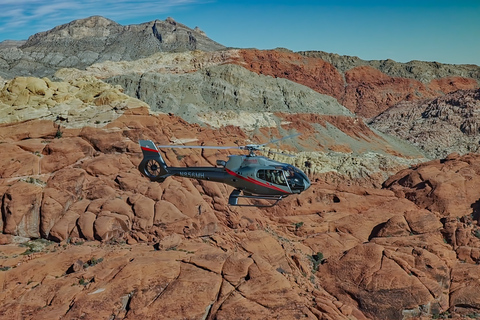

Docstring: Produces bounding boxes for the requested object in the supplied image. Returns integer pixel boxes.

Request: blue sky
[0,0,479,65]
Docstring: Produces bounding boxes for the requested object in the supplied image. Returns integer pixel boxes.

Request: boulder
[154,200,189,225]
[76,211,97,241]
[49,200,89,242]
[129,194,155,231]
[94,212,130,241]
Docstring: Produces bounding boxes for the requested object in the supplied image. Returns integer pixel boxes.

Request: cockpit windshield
[283,165,310,191]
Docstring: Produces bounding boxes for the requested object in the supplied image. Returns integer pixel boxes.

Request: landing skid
[228,190,286,207]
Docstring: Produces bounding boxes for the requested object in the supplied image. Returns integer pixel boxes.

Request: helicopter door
[256,169,287,186]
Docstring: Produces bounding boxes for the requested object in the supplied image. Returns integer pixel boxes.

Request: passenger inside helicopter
[256,169,287,186]
[256,166,310,191]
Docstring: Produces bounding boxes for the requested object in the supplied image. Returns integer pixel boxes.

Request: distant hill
[0,16,225,79]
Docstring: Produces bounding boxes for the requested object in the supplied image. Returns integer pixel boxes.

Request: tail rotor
[138,140,169,181]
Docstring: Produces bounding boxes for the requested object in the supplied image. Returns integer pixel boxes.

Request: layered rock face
[105,63,352,122]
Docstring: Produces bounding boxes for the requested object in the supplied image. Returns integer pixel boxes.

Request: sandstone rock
[234,49,345,102]
[41,137,95,173]
[222,252,254,286]
[79,126,133,153]
[0,233,12,245]
[82,153,133,177]
[0,76,148,127]
[129,194,155,231]
[384,153,480,218]
[154,200,189,224]
[101,198,134,221]
[1,181,42,237]
[161,179,209,218]
[48,200,89,242]
[238,50,479,119]
[83,178,117,201]
[0,144,41,178]
[404,209,443,234]
[156,233,183,250]
[319,243,433,320]
[40,168,86,237]
[376,215,411,237]
[450,263,480,311]
[1,86,480,320]
[183,244,229,274]
[41,188,75,238]
[300,50,480,85]
[93,212,129,241]
[0,120,58,141]
[343,65,436,118]
[77,211,97,241]
[133,262,222,319]
[240,230,291,274]
[237,254,299,308]
[66,259,85,274]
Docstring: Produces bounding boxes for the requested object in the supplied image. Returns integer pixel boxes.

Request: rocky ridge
[300,50,480,84]
[0,75,425,188]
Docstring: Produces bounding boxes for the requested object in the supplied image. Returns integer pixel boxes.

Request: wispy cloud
[0,0,210,40]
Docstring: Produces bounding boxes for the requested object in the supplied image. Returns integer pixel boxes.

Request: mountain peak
[0,16,226,78]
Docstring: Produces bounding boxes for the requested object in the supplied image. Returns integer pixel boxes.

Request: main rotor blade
[157,145,241,150]
[259,133,301,147]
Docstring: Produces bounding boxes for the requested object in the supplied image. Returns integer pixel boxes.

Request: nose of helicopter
[303,177,311,191]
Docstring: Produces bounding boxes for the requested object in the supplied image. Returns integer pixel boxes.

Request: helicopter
[138,134,311,207]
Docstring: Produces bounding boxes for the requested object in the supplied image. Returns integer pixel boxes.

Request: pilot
[286,168,294,178]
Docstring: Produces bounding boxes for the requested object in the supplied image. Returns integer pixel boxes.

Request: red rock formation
[234,49,345,102]
[233,49,479,118]
[3,109,480,319]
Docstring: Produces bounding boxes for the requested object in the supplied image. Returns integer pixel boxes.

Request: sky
[0,0,479,65]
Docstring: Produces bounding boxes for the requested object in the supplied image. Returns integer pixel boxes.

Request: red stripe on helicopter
[225,168,290,194]
[141,146,158,153]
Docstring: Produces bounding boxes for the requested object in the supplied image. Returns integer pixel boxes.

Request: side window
[257,169,266,180]
[257,169,286,186]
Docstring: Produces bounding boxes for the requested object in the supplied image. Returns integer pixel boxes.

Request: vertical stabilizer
[138,140,169,181]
